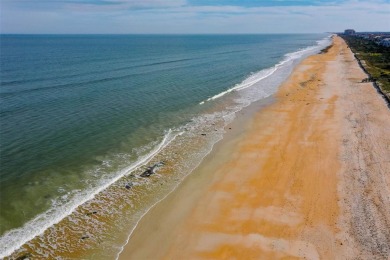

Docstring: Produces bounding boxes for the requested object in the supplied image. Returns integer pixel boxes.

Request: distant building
[379,38,390,47]
[344,29,356,35]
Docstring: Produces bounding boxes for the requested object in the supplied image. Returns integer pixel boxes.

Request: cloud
[187,0,341,7]
[1,0,186,11]
[61,0,186,12]
[82,0,186,8]
[1,0,389,33]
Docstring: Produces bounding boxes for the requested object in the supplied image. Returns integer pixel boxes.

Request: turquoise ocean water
[0,34,330,258]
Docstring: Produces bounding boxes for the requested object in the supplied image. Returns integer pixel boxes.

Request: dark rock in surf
[16,254,31,260]
[86,211,98,216]
[140,162,164,178]
[141,167,154,177]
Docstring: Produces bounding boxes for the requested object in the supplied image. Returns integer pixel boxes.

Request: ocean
[0,34,331,259]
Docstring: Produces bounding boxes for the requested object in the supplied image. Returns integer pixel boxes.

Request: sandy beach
[119,36,390,259]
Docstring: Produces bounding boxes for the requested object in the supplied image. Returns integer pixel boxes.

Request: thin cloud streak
[1,0,389,33]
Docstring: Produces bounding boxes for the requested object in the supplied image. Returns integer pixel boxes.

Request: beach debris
[140,162,164,177]
[86,211,98,216]
[125,182,133,189]
[81,235,90,240]
[16,253,31,260]
[201,133,206,136]
[320,45,332,54]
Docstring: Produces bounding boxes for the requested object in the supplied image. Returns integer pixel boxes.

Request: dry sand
[119,36,390,259]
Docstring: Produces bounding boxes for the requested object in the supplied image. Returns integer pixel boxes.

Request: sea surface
[0,34,331,259]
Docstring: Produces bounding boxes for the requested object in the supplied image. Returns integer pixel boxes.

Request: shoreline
[115,94,276,259]
[3,36,330,260]
[119,36,390,259]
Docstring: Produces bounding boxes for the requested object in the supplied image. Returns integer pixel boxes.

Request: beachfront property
[343,29,390,47]
[344,29,356,35]
[380,38,390,47]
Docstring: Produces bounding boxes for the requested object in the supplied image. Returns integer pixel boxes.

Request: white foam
[0,129,182,259]
[115,119,229,260]
[206,67,277,102]
[114,35,333,259]
[0,35,332,258]
[202,35,332,103]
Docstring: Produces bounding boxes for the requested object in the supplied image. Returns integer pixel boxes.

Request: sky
[1,0,389,34]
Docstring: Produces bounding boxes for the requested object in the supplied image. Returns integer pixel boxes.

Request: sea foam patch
[201,35,332,104]
[0,35,332,259]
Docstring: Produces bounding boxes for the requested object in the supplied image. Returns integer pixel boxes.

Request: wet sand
[119,36,390,259]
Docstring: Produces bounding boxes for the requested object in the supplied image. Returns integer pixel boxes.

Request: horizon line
[0,32,334,36]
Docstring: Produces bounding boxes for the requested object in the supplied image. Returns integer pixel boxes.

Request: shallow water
[0,34,330,258]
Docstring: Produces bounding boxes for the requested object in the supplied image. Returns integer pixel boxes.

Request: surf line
[199,36,332,105]
[0,129,183,259]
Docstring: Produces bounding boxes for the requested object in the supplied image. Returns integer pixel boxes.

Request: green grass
[340,35,390,98]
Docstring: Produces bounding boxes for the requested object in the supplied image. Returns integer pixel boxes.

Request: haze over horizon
[1,0,390,35]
